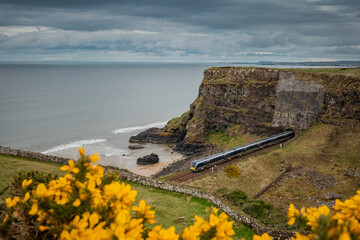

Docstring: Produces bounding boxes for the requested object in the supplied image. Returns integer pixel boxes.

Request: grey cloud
[331,47,360,55]
[0,0,359,61]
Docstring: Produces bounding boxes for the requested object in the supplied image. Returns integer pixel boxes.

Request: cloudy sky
[0,0,359,62]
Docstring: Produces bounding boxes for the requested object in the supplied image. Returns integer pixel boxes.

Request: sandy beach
[87,142,184,177]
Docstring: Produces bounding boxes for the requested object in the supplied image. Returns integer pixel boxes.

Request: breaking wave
[41,139,107,154]
[112,121,168,135]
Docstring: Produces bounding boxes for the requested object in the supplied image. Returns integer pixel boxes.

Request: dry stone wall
[0,145,68,164]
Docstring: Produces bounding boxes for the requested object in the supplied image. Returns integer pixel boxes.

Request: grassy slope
[186,122,360,213]
[0,155,64,197]
[0,154,254,239]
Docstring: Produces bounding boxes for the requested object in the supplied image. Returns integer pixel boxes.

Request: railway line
[166,133,295,183]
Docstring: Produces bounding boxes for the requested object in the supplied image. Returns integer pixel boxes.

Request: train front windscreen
[190,161,197,171]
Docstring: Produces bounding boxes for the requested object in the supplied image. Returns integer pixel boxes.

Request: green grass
[293,67,360,77]
[0,154,64,197]
[206,130,260,150]
[0,154,254,238]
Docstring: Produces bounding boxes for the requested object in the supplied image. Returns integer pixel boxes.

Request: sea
[0,62,354,175]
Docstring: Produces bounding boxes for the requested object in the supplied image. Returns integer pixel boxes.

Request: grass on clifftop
[0,154,254,238]
[292,67,360,77]
[207,66,360,78]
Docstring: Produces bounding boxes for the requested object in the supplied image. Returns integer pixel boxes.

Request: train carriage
[190,129,295,172]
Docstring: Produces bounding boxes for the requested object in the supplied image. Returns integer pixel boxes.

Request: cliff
[132,67,360,146]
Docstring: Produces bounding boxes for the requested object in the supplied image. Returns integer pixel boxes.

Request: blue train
[190,129,295,172]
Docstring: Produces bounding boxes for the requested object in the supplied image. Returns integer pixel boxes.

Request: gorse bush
[1,148,235,240]
[1,148,359,239]
[224,166,241,178]
[287,193,360,240]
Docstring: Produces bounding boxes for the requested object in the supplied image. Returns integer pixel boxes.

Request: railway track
[166,137,295,183]
[166,171,196,182]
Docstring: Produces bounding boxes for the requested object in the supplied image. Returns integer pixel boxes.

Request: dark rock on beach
[137,153,159,165]
[129,127,183,144]
[128,144,145,150]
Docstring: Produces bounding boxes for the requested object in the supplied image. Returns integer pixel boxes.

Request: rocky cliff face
[167,68,282,143]
[134,67,360,145]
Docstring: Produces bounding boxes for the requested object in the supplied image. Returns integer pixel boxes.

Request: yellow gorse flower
[253,233,273,240]
[305,205,330,229]
[291,232,309,240]
[182,207,234,240]
[287,203,300,225]
[132,200,156,224]
[147,225,178,240]
[60,159,80,174]
[78,147,86,158]
[5,196,20,208]
[22,179,32,188]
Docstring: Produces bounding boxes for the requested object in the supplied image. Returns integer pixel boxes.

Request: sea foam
[41,139,107,154]
[112,121,168,135]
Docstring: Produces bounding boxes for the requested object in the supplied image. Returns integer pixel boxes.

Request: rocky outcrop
[128,145,145,150]
[136,153,159,165]
[293,70,360,127]
[130,128,183,144]
[132,67,360,145]
[173,142,210,156]
[181,68,282,142]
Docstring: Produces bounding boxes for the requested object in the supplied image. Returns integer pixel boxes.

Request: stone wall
[0,145,294,239]
[0,145,69,164]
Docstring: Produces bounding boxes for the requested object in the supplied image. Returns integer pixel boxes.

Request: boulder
[128,145,145,150]
[137,153,159,165]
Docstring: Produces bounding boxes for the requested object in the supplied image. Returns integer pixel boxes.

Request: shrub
[217,188,229,196]
[242,201,272,218]
[0,148,235,240]
[224,191,289,229]
[224,165,241,178]
[226,190,248,203]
